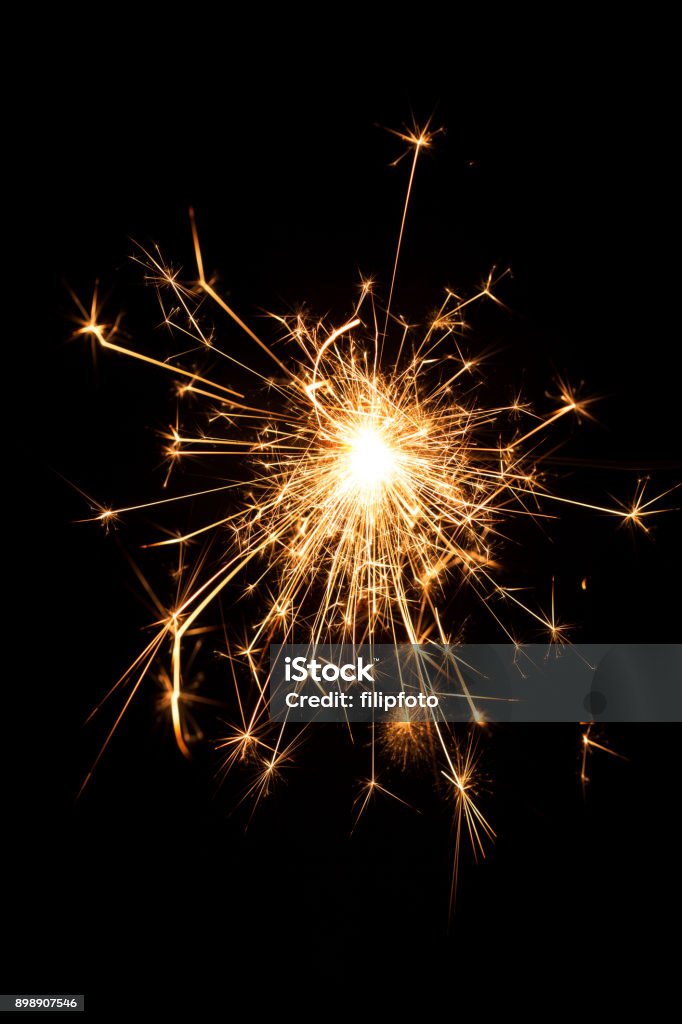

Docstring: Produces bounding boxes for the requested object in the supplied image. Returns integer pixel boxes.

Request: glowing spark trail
[580,723,628,790]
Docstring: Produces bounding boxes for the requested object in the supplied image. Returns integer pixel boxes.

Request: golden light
[74,117,675,906]
[342,425,397,497]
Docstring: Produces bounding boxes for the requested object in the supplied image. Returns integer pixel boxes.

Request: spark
[580,723,629,789]
[442,730,494,915]
[380,721,434,771]
[352,775,418,832]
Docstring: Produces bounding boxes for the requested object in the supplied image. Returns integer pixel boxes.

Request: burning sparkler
[73,119,672,906]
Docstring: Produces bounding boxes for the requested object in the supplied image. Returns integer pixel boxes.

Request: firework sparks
[74,120,673,898]
[380,721,435,771]
[442,730,495,914]
[580,723,628,790]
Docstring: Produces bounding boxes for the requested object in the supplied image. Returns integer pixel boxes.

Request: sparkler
[73,119,672,906]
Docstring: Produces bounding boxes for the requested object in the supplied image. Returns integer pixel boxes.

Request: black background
[9,31,682,1010]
